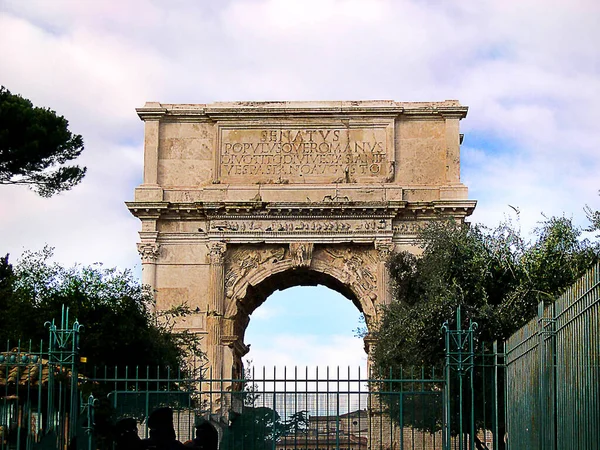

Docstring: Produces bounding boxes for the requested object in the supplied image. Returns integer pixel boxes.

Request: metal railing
[505,262,600,449]
[1,306,82,450]
[88,365,447,450]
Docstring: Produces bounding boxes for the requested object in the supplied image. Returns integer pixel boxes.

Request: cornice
[405,200,477,215]
[126,199,476,220]
[125,201,169,219]
[135,102,167,120]
[127,200,408,219]
[135,101,468,122]
[433,200,478,213]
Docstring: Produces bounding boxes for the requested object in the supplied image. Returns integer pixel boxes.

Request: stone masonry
[127,100,476,377]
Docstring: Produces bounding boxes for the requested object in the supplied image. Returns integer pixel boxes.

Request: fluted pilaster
[206,241,227,377]
[137,242,161,293]
[375,239,394,306]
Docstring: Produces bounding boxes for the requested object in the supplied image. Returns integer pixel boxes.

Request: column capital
[208,241,227,265]
[137,242,161,263]
[363,334,377,355]
[374,239,394,260]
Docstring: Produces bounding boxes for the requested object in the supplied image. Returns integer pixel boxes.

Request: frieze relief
[210,218,390,234]
[393,221,427,234]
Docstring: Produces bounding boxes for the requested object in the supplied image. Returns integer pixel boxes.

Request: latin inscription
[219,127,389,182]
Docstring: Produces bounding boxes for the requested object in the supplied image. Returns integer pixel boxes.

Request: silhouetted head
[194,420,218,450]
[115,418,138,435]
[115,417,141,449]
[148,408,173,429]
[148,407,177,442]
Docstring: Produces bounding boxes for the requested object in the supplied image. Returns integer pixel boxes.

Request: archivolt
[224,256,378,329]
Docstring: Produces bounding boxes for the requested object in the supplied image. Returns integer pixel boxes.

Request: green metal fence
[443,308,504,450]
[0,307,83,450]
[505,262,600,450]
[6,261,600,450]
[4,261,599,450]
[88,365,448,450]
[1,305,504,450]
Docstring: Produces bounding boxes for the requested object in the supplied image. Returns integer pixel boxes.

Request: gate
[0,307,87,450]
[88,365,447,450]
[81,312,502,450]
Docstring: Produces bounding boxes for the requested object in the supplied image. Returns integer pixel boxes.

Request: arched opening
[221,244,381,379]
[244,285,367,370]
[227,266,371,375]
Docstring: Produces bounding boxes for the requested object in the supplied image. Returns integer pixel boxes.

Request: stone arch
[225,250,377,326]
[128,100,476,378]
[219,243,380,373]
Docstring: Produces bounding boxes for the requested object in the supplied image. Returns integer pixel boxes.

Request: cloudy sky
[1,0,599,373]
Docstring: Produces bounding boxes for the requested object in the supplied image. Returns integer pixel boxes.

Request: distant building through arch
[127,100,476,376]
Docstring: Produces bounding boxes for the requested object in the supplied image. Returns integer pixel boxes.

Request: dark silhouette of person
[115,417,142,450]
[32,429,57,449]
[184,420,218,449]
[140,407,186,450]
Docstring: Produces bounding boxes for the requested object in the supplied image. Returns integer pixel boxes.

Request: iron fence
[1,307,82,450]
[1,307,503,450]
[89,365,448,450]
[505,262,600,449]
[4,259,599,450]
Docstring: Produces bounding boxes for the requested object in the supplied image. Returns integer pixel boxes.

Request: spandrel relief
[224,245,286,298]
[318,246,378,294]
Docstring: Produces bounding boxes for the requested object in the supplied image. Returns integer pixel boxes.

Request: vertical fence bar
[492,341,499,450]
[444,323,451,450]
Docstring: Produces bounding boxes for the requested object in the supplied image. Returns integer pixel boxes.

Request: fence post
[443,319,451,449]
[80,393,98,450]
[45,305,83,447]
[443,306,478,449]
[537,301,556,450]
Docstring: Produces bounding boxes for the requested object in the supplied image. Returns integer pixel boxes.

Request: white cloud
[250,303,283,321]
[245,333,367,375]
[0,0,599,367]
[0,0,597,248]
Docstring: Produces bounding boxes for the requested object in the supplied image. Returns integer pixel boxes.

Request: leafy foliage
[0,86,86,196]
[370,215,598,447]
[224,406,285,450]
[223,405,311,450]
[585,197,600,236]
[372,216,599,370]
[0,247,203,372]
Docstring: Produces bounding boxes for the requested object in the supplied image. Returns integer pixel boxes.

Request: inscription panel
[216,122,394,184]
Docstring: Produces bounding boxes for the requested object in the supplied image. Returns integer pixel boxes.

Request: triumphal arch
[127,100,475,376]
